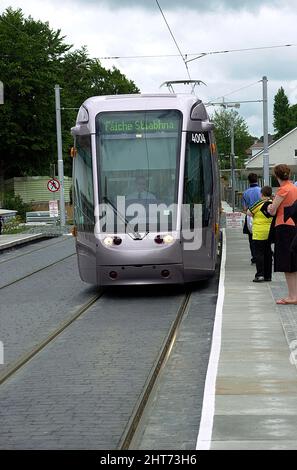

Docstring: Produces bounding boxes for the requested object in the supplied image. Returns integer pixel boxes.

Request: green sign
[98,111,181,135]
[102,119,178,134]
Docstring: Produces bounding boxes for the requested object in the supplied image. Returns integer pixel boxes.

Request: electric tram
[71,83,220,286]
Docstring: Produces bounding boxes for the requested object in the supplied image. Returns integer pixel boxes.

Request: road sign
[47,178,60,192]
[49,200,59,218]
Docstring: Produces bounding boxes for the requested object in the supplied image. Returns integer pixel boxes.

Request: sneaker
[253,276,265,282]
[264,278,272,282]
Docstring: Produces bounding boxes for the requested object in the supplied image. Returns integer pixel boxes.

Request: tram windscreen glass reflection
[96,110,181,232]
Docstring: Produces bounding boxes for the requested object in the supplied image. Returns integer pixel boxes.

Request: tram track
[0,291,104,386]
[0,277,219,449]
[118,291,192,450]
[0,236,72,265]
[0,252,76,290]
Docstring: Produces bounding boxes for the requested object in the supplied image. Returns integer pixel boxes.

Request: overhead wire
[98,43,297,61]
[213,80,262,101]
[154,0,191,81]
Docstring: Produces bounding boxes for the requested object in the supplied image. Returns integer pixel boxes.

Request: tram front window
[96,110,181,232]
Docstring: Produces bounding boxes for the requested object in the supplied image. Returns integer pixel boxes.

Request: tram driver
[126,175,157,204]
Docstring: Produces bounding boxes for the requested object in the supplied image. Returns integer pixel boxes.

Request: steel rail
[118,291,192,449]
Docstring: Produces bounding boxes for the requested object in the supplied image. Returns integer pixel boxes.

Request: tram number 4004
[190,132,207,144]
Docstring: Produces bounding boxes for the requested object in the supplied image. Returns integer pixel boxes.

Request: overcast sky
[1,0,297,137]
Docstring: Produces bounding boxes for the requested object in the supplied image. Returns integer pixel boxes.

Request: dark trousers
[248,232,256,262]
[254,239,272,280]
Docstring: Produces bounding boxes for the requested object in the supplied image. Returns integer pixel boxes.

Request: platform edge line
[196,228,226,450]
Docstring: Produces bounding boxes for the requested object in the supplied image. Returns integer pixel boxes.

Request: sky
[1,0,297,137]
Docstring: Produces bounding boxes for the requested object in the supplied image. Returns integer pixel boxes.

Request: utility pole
[262,76,269,186]
[54,84,66,228]
[0,81,4,209]
[230,116,236,212]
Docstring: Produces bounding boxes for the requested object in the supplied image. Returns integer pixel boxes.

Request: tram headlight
[154,234,174,245]
[103,236,114,247]
[163,234,174,244]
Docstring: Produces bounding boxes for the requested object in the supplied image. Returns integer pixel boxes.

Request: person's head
[248,173,258,184]
[274,164,291,182]
[261,186,272,199]
[135,175,147,191]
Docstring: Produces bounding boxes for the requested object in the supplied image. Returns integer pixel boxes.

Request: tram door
[182,132,215,278]
[73,134,97,284]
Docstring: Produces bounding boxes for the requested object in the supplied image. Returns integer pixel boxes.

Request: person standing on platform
[0,216,3,235]
[242,173,261,264]
[247,186,273,282]
[268,164,297,304]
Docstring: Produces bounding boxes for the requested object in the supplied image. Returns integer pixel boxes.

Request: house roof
[245,126,297,166]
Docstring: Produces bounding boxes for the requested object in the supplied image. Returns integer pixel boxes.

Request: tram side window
[184,142,213,228]
[73,135,94,231]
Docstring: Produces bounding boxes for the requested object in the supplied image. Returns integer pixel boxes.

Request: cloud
[69,0,294,13]
[1,0,297,137]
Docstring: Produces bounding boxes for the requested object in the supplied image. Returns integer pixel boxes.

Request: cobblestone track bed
[0,238,76,289]
[0,255,99,375]
[0,236,72,265]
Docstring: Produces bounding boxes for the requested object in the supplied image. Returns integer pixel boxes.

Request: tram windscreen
[96,110,182,232]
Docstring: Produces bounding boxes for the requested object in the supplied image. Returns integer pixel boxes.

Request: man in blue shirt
[242,173,261,264]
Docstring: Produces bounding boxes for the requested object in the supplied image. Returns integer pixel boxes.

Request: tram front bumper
[98,263,184,286]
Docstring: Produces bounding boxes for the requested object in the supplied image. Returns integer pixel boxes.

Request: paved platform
[198,207,297,450]
[0,233,46,251]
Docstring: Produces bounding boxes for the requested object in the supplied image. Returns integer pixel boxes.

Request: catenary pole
[230,116,236,212]
[262,76,270,185]
[55,84,66,227]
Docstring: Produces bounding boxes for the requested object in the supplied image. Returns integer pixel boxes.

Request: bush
[2,216,27,234]
[2,193,33,222]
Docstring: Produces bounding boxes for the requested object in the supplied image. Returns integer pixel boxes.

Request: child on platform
[247,186,273,282]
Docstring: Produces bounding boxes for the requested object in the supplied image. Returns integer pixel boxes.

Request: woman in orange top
[268,164,297,304]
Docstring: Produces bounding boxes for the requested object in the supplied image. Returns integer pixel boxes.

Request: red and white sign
[225,211,243,229]
[47,178,60,192]
[49,200,59,218]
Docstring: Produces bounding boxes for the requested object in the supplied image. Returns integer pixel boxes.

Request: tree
[0,8,71,179]
[273,87,292,140]
[0,8,139,182]
[211,109,253,169]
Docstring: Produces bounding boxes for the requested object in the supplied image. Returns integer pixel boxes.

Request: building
[245,127,297,175]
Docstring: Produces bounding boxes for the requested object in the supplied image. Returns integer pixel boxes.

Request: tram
[71,89,220,286]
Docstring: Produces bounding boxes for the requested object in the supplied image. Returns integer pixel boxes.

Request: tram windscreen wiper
[103,196,142,240]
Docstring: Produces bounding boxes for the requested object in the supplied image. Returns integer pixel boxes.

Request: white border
[196,228,226,450]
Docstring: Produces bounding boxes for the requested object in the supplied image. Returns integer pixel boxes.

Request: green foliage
[0,8,139,179]
[3,192,33,221]
[273,87,297,140]
[211,109,253,169]
[2,215,28,234]
[273,87,291,139]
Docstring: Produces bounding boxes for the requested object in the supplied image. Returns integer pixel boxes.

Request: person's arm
[247,209,253,217]
[267,195,284,216]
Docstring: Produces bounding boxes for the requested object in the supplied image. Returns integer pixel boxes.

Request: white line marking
[196,228,226,450]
